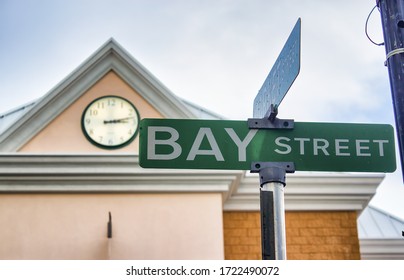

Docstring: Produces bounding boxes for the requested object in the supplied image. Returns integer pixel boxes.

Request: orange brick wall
[223,211,360,260]
[223,212,262,260]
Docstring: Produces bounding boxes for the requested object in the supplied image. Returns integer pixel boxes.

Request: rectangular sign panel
[253,18,301,118]
[139,118,396,173]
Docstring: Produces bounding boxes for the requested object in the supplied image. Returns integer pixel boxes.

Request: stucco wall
[0,193,224,260]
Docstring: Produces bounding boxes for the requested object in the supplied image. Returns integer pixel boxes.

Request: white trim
[360,239,404,260]
[224,173,383,211]
[0,154,242,198]
[0,154,383,212]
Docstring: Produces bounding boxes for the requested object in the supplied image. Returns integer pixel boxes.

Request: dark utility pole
[377,0,404,181]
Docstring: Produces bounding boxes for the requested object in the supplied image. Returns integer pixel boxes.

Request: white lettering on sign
[148,126,182,160]
[147,126,391,162]
[147,126,256,162]
[274,137,291,154]
[373,140,389,156]
[186,128,224,161]
[313,138,330,156]
[274,137,389,157]
[356,140,371,156]
[225,128,258,161]
[335,139,350,156]
[294,138,310,155]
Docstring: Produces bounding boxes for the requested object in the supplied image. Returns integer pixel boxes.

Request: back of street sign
[253,18,301,118]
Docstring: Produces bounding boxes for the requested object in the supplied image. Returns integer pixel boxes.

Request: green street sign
[139,118,396,172]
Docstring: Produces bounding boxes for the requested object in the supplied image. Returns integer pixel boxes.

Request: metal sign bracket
[248,104,294,129]
[250,162,295,186]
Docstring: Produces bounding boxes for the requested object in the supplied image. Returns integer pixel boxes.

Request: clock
[81,95,140,149]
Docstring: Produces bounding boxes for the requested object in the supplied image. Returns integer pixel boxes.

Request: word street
[274,137,389,157]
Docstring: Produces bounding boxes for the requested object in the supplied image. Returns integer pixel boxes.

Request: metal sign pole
[261,182,287,259]
[377,0,404,181]
[252,162,294,260]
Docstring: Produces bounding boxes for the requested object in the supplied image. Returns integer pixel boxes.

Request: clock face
[81,96,140,149]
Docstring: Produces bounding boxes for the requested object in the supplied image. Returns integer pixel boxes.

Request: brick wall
[223,211,360,260]
[223,212,261,260]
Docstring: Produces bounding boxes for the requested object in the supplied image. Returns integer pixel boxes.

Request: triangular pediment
[0,39,196,152]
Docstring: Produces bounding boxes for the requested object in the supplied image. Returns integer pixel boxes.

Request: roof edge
[0,38,198,151]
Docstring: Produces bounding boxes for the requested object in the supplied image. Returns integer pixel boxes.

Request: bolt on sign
[139,118,396,173]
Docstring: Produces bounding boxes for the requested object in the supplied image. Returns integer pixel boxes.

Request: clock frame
[81,95,140,149]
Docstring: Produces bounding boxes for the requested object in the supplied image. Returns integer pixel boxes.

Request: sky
[1,0,403,219]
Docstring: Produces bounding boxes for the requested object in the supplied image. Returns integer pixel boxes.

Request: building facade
[0,39,391,259]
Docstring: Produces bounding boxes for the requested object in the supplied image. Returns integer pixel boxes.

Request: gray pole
[261,182,287,260]
[252,162,293,260]
[377,0,404,181]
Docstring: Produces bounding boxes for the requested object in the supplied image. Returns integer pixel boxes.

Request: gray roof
[0,100,37,135]
[181,99,224,120]
[358,205,404,239]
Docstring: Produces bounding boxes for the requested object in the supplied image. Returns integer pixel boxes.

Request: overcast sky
[1,0,403,219]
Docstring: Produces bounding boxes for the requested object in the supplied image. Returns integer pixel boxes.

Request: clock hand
[104,117,135,124]
[117,117,135,121]
[104,120,126,124]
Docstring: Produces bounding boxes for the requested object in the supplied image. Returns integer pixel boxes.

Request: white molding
[0,154,243,199]
[224,173,383,211]
[360,239,404,260]
[0,154,384,212]
[0,39,196,152]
